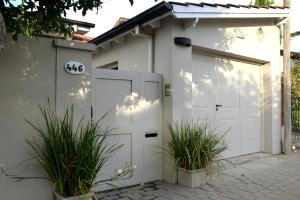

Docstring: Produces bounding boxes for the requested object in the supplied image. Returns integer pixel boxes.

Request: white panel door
[239,62,262,155]
[214,58,241,158]
[92,69,141,190]
[192,54,215,124]
[139,73,163,183]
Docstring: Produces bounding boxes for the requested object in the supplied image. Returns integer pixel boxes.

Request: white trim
[95,4,289,48]
[173,13,289,19]
[95,29,134,48]
[171,4,289,19]
[172,4,289,15]
[141,13,172,28]
[276,17,289,25]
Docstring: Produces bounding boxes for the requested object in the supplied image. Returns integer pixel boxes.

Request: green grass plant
[23,103,132,197]
[167,121,227,172]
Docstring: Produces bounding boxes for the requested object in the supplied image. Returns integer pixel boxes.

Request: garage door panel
[192,54,215,126]
[241,119,261,140]
[215,87,239,107]
[240,63,261,156]
[240,90,261,108]
[216,120,239,142]
[214,71,239,107]
[240,92,261,107]
[224,143,240,158]
[215,118,240,158]
[216,109,238,119]
[192,75,213,107]
[241,108,261,118]
[241,140,261,155]
[193,108,214,123]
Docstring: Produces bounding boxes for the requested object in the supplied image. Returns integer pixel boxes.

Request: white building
[90,1,289,184]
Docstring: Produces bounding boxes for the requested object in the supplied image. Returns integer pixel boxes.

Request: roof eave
[90,1,290,46]
[89,1,173,45]
[172,12,289,19]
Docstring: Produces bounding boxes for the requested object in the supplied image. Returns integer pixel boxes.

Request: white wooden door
[214,58,241,158]
[139,73,163,183]
[192,54,215,124]
[92,69,162,190]
[92,69,141,190]
[239,62,262,155]
[192,54,262,158]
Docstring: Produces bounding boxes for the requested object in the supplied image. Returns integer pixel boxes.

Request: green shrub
[167,121,227,171]
[254,0,273,6]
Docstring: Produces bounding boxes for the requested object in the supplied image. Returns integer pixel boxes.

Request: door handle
[216,104,223,111]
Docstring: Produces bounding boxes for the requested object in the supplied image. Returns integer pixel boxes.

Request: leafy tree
[0,0,134,49]
[254,0,274,6]
[291,31,300,37]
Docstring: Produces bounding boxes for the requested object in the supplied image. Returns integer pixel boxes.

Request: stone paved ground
[97,153,300,200]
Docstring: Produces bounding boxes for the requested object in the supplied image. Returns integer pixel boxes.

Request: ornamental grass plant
[168,121,227,172]
[22,103,133,197]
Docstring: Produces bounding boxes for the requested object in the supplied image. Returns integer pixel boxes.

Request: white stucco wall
[0,37,55,200]
[0,37,94,200]
[153,18,177,184]
[92,35,152,72]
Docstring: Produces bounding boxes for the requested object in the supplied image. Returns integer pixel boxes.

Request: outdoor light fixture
[174,37,192,47]
[257,27,265,41]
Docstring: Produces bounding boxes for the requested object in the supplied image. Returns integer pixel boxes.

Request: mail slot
[145,132,158,138]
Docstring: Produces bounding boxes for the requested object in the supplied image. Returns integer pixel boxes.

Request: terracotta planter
[178,168,207,188]
[53,192,96,200]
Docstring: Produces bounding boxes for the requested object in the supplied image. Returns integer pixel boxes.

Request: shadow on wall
[0,37,56,200]
[68,71,91,101]
[175,24,277,157]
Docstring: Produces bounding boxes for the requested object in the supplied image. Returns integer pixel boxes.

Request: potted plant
[1,103,134,200]
[167,121,227,188]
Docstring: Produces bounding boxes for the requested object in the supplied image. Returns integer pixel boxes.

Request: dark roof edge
[89,1,173,45]
[63,18,95,28]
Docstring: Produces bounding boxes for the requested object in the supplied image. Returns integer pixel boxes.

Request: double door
[192,54,262,158]
[92,69,162,190]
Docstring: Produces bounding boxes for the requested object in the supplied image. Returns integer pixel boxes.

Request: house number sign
[64,61,86,75]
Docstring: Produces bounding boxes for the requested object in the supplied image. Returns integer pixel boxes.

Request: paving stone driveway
[97,153,300,200]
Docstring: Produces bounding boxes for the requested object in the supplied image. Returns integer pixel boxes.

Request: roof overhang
[171,3,289,19]
[90,1,290,47]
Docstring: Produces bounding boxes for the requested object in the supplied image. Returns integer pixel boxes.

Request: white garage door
[192,54,262,158]
[92,69,162,190]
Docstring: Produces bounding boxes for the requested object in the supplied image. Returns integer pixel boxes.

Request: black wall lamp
[174,37,192,47]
